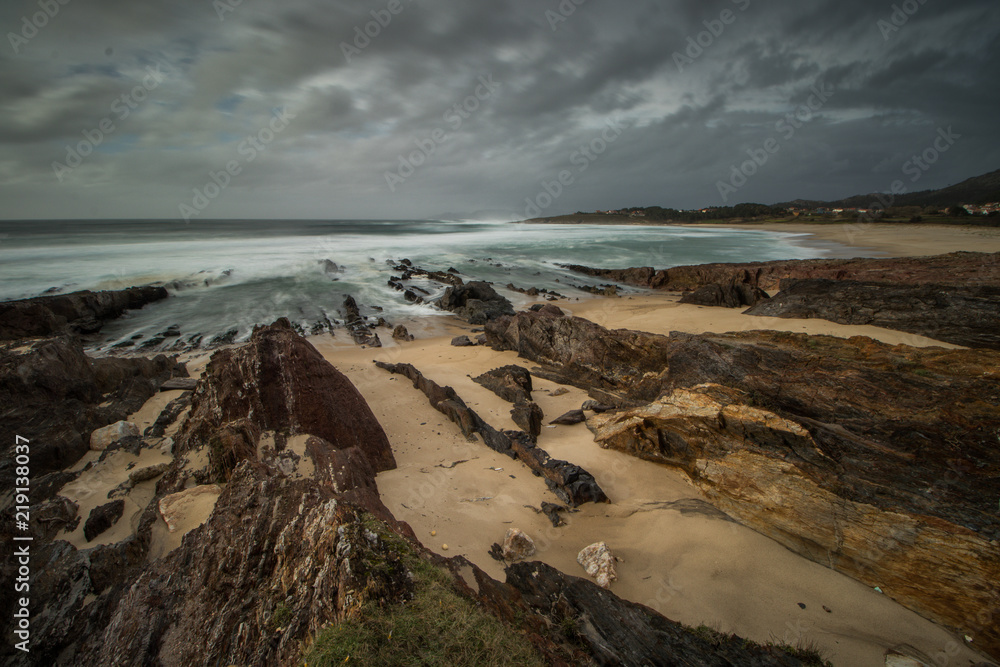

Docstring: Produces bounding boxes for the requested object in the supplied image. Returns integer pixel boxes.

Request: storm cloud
[1,0,997,219]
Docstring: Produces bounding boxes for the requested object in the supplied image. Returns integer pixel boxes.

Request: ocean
[0,219,846,352]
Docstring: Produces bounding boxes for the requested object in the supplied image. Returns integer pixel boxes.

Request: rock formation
[341,295,382,347]
[744,278,1000,348]
[487,308,1000,657]
[679,280,770,308]
[473,364,534,404]
[0,336,183,480]
[561,250,1000,292]
[436,281,515,324]
[0,285,169,340]
[375,361,608,506]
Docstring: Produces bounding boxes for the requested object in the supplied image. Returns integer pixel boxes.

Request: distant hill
[777,168,1000,210]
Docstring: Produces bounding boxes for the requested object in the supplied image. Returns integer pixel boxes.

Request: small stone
[441,544,449,551]
[501,528,536,561]
[431,530,437,536]
[90,420,140,450]
[577,541,617,588]
[550,409,586,426]
[549,388,570,397]
[797,602,806,609]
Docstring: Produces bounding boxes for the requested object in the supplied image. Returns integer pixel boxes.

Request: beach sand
[83,223,995,666]
[308,225,998,666]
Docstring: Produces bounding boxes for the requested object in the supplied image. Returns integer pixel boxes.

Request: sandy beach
[296,225,996,666]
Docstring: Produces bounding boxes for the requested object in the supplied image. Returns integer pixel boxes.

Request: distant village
[596,202,1000,219]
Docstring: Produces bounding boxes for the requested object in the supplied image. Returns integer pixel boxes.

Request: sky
[0,0,997,221]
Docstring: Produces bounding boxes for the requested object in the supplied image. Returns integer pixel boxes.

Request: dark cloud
[0,0,997,219]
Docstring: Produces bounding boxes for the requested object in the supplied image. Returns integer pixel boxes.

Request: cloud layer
[1,0,997,220]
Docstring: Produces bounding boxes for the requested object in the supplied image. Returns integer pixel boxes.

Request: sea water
[0,219,845,351]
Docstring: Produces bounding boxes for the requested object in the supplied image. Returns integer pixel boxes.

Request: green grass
[301,519,545,667]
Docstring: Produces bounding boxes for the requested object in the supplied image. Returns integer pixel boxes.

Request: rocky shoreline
[2,250,999,665]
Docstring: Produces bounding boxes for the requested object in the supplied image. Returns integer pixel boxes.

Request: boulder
[473,365,533,404]
[679,281,769,308]
[89,420,141,451]
[510,401,543,438]
[450,335,476,347]
[84,500,126,542]
[577,541,617,588]
[177,318,397,477]
[436,281,515,324]
[392,325,414,341]
[341,295,382,347]
[500,528,536,561]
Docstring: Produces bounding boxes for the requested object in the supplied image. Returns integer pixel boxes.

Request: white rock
[158,484,222,533]
[501,528,536,561]
[577,541,617,588]
[89,420,140,450]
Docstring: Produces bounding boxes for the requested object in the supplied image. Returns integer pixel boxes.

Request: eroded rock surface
[0,285,168,340]
[745,278,1000,348]
[436,281,515,324]
[473,364,533,404]
[488,308,1000,658]
[562,250,1000,292]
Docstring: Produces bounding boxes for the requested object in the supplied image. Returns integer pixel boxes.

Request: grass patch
[301,519,545,667]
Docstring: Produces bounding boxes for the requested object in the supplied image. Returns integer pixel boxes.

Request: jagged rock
[177,318,396,477]
[745,279,1000,348]
[320,259,343,274]
[577,541,617,588]
[486,309,671,403]
[209,327,239,346]
[158,484,223,533]
[436,281,515,324]
[473,364,533,404]
[561,250,1000,292]
[450,335,475,347]
[84,500,125,542]
[376,361,608,506]
[392,324,414,341]
[679,281,770,308]
[550,409,586,425]
[0,285,168,340]
[501,528,536,561]
[89,420,141,450]
[511,401,544,438]
[0,336,181,480]
[341,295,382,347]
[144,392,192,438]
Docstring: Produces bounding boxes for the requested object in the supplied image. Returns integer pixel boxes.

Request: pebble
[442,544,449,551]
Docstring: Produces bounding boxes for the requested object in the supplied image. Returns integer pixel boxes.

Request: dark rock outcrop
[486,309,672,404]
[177,317,396,476]
[436,281,515,324]
[744,278,1000,348]
[562,250,1000,292]
[0,336,182,481]
[341,295,382,347]
[375,361,608,506]
[0,285,169,340]
[510,401,543,438]
[84,500,126,542]
[467,559,817,667]
[450,335,476,347]
[392,324,414,341]
[473,364,533,404]
[679,281,770,308]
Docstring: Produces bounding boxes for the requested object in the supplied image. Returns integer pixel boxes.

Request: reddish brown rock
[177,318,396,476]
[562,250,1000,291]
